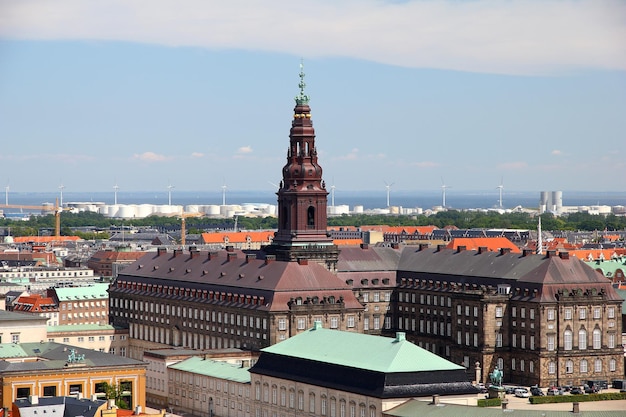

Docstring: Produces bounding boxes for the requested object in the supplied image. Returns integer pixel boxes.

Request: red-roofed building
[200,231,275,249]
[446,237,521,254]
[12,294,59,326]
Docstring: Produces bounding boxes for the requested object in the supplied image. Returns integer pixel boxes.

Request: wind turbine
[384,181,394,207]
[167,183,175,206]
[496,178,504,208]
[441,178,451,208]
[113,183,120,205]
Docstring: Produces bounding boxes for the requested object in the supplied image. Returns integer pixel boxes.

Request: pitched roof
[200,231,275,244]
[170,356,250,383]
[89,251,147,262]
[445,237,520,253]
[260,324,462,374]
[52,283,110,301]
[13,236,82,243]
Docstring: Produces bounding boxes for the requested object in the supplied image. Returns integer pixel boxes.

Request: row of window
[546,329,615,351]
[254,383,377,417]
[547,358,618,374]
[547,306,614,320]
[62,301,107,309]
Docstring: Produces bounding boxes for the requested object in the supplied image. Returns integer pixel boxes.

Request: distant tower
[265,63,338,268]
[537,216,543,255]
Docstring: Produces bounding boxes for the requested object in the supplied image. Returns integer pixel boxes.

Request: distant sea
[2,190,625,212]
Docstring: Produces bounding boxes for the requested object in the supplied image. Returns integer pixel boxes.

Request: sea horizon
[1,190,625,212]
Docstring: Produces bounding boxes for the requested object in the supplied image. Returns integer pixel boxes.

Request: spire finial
[295,60,310,105]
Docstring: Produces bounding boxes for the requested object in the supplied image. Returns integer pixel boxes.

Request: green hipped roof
[47,323,119,333]
[169,356,250,384]
[261,324,463,374]
[54,284,109,301]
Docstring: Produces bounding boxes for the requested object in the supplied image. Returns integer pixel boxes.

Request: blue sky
[0,0,624,196]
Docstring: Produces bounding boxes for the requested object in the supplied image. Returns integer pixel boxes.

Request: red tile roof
[446,237,521,253]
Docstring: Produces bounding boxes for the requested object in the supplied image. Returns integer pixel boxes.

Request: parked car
[514,388,530,398]
[570,387,583,395]
[547,387,564,396]
[530,386,544,396]
[584,384,598,394]
[505,387,516,395]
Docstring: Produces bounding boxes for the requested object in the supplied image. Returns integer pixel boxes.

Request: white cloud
[132,151,167,162]
[1,0,624,75]
[237,146,253,154]
[551,149,562,155]
[191,152,204,158]
[336,148,360,161]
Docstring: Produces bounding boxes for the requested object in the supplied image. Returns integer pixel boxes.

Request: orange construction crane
[0,198,68,238]
[180,211,204,246]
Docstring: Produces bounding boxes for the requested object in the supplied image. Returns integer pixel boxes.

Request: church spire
[264,63,338,268]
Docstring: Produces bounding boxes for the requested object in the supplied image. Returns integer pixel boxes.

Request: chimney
[391,242,399,249]
[457,245,466,253]
[559,251,570,260]
[227,252,237,262]
[313,320,323,330]
[29,395,39,405]
[419,243,430,251]
[297,258,309,265]
[265,255,276,265]
[522,248,533,257]
[395,332,406,342]
[478,246,488,254]
[226,245,234,252]
[188,245,197,252]
[500,247,511,255]
[436,244,447,252]
[545,249,557,258]
[208,251,218,260]
[431,394,439,405]
[572,402,580,414]
[246,254,256,263]
[157,247,166,256]
[173,249,182,257]
[360,243,369,250]
[189,250,198,259]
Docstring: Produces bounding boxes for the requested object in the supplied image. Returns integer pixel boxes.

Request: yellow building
[0,342,146,412]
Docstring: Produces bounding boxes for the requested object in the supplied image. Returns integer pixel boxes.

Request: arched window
[548,361,556,374]
[280,387,286,407]
[566,360,573,373]
[593,328,602,349]
[580,359,588,373]
[307,206,315,227]
[359,403,366,417]
[610,358,617,372]
[271,385,277,404]
[321,395,327,416]
[298,390,304,411]
[330,397,337,417]
[564,329,572,350]
[289,389,295,408]
[369,405,376,417]
[578,328,587,350]
[349,401,356,417]
[594,358,602,373]
[263,383,269,403]
[255,382,261,401]
[309,392,316,413]
[339,399,346,417]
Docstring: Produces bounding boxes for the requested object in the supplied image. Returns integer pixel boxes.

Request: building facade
[48,283,110,325]
[0,343,146,412]
[392,245,624,387]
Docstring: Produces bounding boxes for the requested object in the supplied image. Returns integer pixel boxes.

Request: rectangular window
[363,318,369,330]
[278,318,286,331]
[547,309,555,320]
[347,315,355,328]
[373,292,380,302]
[593,307,601,319]
[473,306,478,317]
[564,308,572,320]
[495,306,503,318]
[512,307,516,318]
[579,308,586,319]
[529,309,535,320]
[521,308,526,319]
[530,335,535,350]
[297,318,306,330]
[330,317,339,329]
[608,307,615,319]
[547,335,555,351]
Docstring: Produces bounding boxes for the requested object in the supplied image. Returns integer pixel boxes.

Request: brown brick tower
[265,63,339,268]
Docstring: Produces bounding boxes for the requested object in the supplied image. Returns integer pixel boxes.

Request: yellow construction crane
[0,198,67,238]
[180,211,204,246]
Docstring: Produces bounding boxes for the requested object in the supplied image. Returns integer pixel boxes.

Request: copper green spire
[295,61,310,105]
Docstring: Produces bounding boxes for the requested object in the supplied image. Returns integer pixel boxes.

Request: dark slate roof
[0,342,145,373]
[114,248,363,312]
[14,396,106,417]
[336,245,402,272]
[396,247,622,303]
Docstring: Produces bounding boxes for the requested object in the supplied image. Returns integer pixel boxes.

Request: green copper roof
[170,356,250,383]
[47,323,119,333]
[54,283,109,301]
[261,323,463,374]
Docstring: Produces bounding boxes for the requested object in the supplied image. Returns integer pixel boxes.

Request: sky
[0,0,625,197]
